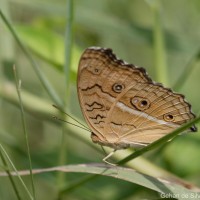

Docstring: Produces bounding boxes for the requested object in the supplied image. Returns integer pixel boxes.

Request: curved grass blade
[0,164,200,200]
[118,116,200,165]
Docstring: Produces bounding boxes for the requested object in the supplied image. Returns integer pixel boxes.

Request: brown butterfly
[77,47,197,163]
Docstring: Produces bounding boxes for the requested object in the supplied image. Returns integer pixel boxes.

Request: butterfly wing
[109,81,195,147]
[77,47,196,149]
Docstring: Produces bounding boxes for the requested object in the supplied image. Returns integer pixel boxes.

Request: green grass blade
[0,144,34,200]
[64,0,74,104]
[57,0,74,189]
[118,116,200,165]
[147,0,168,85]
[0,9,63,107]
[13,66,36,200]
[0,148,21,200]
[1,164,200,200]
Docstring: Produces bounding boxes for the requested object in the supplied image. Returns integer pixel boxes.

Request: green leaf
[15,25,80,77]
[1,164,199,200]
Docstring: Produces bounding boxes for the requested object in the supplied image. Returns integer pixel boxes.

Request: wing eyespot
[163,114,174,122]
[131,97,150,111]
[112,83,125,93]
[87,65,101,74]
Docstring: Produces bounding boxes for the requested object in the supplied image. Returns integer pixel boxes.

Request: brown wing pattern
[77,47,197,149]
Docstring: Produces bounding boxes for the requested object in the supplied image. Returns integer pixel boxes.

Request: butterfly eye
[131,97,150,111]
[163,114,174,122]
[112,83,124,93]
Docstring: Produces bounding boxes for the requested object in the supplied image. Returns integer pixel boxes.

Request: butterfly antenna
[52,104,89,130]
[53,116,91,132]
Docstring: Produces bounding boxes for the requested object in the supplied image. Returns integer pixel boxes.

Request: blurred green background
[0,0,200,199]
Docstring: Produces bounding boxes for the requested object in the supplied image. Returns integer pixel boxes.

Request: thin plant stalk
[57,0,74,189]
[0,148,21,200]
[13,66,36,200]
[0,143,34,200]
[147,0,168,85]
[64,0,74,103]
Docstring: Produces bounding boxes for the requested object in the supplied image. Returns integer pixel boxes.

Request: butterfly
[77,47,197,163]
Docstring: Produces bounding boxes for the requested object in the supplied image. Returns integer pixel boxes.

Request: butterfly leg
[102,149,117,166]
